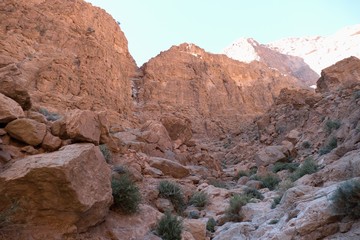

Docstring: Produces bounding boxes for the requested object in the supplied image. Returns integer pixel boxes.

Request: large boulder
[161,115,192,149]
[148,157,190,178]
[0,144,112,236]
[255,145,287,167]
[0,93,24,124]
[183,219,206,240]
[317,56,360,93]
[5,118,46,146]
[138,120,173,152]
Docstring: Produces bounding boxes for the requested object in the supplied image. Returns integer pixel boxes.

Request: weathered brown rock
[0,63,32,110]
[65,110,101,144]
[27,110,47,123]
[183,219,206,240]
[0,143,112,236]
[0,0,136,113]
[42,131,62,151]
[161,115,192,148]
[317,56,360,93]
[5,118,46,146]
[148,157,190,178]
[0,92,25,123]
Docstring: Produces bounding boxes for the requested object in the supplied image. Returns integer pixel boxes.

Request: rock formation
[137,43,301,138]
[0,0,137,114]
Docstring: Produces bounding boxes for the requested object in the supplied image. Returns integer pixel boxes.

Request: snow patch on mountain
[223,38,260,63]
[267,24,360,74]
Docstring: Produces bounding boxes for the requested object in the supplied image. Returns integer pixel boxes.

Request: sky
[85,0,360,66]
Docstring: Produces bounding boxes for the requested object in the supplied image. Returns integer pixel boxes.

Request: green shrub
[269,219,279,224]
[38,107,61,121]
[188,211,200,219]
[233,170,249,180]
[302,141,311,149]
[111,174,141,214]
[209,179,227,189]
[271,195,283,209]
[244,187,264,200]
[331,180,360,219]
[271,162,300,173]
[277,179,294,193]
[290,157,319,181]
[319,137,338,155]
[99,144,112,163]
[155,211,183,240]
[225,195,248,222]
[353,90,360,99]
[158,181,185,213]
[325,120,341,134]
[206,217,216,232]
[249,166,258,176]
[189,191,208,209]
[0,201,18,228]
[251,174,281,190]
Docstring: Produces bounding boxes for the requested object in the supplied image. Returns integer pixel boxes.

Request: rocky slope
[137,43,301,138]
[0,0,137,114]
[224,38,319,86]
[268,24,360,74]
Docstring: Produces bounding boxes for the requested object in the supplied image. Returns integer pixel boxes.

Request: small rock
[21,145,39,155]
[149,157,190,178]
[0,150,11,162]
[42,131,62,151]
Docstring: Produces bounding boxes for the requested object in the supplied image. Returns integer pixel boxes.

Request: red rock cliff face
[137,43,301,137]
[0,0,136,114]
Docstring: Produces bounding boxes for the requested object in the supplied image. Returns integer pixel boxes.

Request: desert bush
[269,219,279,224]
[325,119,341,134]
[155,211,183,240]
[99,144,112,163]
[319,137,338,155]
[0,201,18,228]
[272,162,299,173]
[206,217,216,232]
[271,195,283,209]
[225,194,248,222]
[233,170,249,180]
[331,180,360,219]
[277,179,295,192]
[38,107,61,121]
[353,90,360,99]
[111,174,141,214]
[189,191,208,209]
[252,174,281,190]
[290,157,319,181]
[209,179,227,189]
[188,211,200,219]
[244,187,264,200]
[302,141,311,149]
[158,180,185,213]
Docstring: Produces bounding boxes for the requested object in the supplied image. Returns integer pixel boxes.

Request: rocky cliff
[137,43,301,138]
[0,0,136,114]
[224,38,319,86]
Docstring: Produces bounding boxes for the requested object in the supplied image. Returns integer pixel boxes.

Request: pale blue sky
[85,0,360,66]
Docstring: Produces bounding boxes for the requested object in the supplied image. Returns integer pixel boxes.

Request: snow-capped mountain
[224,24,360,82]
[268,24,360,74]
[223,38,319,86]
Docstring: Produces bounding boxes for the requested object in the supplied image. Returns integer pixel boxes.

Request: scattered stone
[42,131,62,151]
